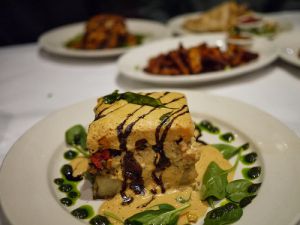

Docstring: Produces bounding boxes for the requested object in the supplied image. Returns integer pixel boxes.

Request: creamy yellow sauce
[99,145,233,224]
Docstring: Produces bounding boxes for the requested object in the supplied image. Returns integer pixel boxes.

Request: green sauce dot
[220,132,235,143]
[61,164,82,182]
[71,205,94,219]
[240,143,250,151]
[242,167,261,180]
[68,191,80,199]
[240,195,256,208]
[64,150,78,160]
[200,120,220,134]
[72,208,89,219]
[54,178,64,185]
[248,183,261,193]
[89,215,111,225]
[243,152,258,164]
[59,184,73,192]
[60,197,73,206]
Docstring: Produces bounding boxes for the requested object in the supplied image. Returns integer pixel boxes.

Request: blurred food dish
[182,2,250,33]
[144,43,258,76]
[167,3,292,38]
[38,16,171,58]
[118,34,278,85]
[66,14,143,50]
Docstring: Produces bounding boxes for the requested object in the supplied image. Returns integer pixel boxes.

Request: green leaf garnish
[213,143,249,159]
[65,124,89,157]
[201,147,242,205]
[124,203,190,225]
[103,90,121,104]
[226,179,256,203]
[103,90,167,108]
[212,144,239,160]
[204,203,243,225]
[201,162,229,201]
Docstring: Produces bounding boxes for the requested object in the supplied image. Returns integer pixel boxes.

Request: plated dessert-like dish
[53,90,262,225]
[66,14,143,50]
[144,43,258,76]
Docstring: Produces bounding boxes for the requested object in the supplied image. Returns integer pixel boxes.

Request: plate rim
[117,34,279,85]
[1,90,300,225]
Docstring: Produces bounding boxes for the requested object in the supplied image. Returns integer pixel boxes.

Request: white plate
[38,18,171,58]
[1,90,300,225]
[118,34,278,85]
[167,12,216,36]
[275,30,300,67]
[167,12,293,36]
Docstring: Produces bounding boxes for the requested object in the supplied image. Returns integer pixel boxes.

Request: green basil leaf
[102,90,166,108]
[121,92,165,108]
[65,124,87,149]
[212,144,239,160]
[204,203,243,225]
[201,162,229,201]
[103,90,121,104]
[226,179,253,203]
[157,204,176,211]
[124,203,190,225]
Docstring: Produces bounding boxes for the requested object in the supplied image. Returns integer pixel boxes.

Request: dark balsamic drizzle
[175,137,183,145]
[117,92,171,151]
[117,92,170,204]
[196,139,208,145]
[195,134,207,145]
[94,104,127,121]
[135,139,148,150]
[117,106,144,151]
[96,91,188,203]
[152,105,189,192]
[93,100,104,114]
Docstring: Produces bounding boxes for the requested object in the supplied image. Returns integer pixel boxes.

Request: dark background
[1,0,299,46]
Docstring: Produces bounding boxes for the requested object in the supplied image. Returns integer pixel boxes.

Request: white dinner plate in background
[118,34,278,85]
[38,18,171,58]
[0,90,300,225]
[167,12,293,36]
[275,30,300,67]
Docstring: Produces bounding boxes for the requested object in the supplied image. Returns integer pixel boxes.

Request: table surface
[0,11,300,225]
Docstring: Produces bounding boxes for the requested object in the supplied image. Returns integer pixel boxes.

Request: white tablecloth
[0,11,300,225]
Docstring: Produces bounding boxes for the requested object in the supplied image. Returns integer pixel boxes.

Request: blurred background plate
[275,30,300,67]
[38,18,171,58]
[118,34,278,85]
[167,12,294,36]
